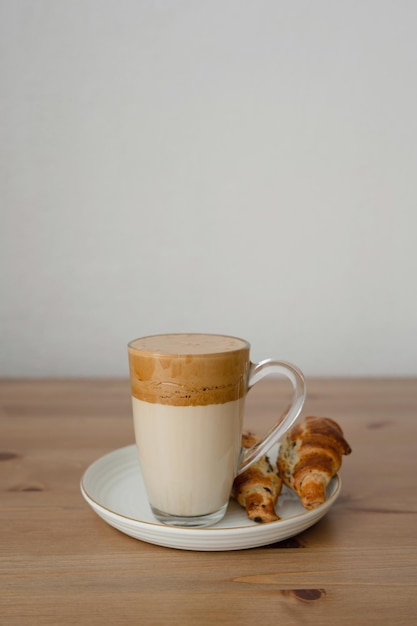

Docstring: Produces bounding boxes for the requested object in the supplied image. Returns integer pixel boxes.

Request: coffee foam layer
[128,334,250,406]
[129,333,248,355]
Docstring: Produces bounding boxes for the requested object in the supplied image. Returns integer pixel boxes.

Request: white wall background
[1,0,416,377]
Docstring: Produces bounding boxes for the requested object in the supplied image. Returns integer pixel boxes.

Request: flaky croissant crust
[232,431,282,523]
[277,416,351,510]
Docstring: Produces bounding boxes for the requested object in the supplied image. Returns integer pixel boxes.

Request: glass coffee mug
[128,333,306,527]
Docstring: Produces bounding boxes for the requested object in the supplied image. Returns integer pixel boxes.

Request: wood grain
[1,378,417,625]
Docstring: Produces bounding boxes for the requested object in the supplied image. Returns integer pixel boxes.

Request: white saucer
[80,445,341,551]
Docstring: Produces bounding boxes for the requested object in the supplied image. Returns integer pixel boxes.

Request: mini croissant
[277,416,352,510]
[232,431,282,523]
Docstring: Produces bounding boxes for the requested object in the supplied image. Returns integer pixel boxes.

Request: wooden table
[1,378,416,625]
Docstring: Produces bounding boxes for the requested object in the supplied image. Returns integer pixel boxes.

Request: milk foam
[132,396,244,517]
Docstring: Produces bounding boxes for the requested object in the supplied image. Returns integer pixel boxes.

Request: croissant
[277,416,352,510]
[232,431,282,523]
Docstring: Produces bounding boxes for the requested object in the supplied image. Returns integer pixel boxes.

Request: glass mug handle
[238,359,306,474]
